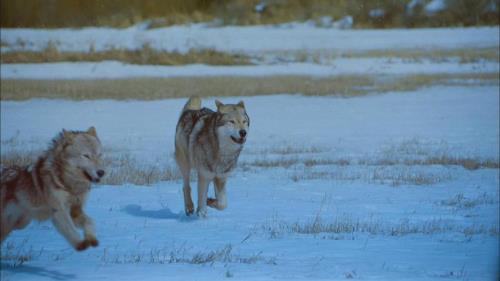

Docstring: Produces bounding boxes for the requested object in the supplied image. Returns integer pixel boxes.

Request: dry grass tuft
[1,43,251,66]
[420,156,499,170]
[439,193,498,209]
[248,158,299,169]
[100,244,276,265]
[102,154,180,186]
[262,214,499,239]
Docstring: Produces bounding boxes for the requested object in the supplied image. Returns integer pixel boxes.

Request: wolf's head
[215,100,250,145]
[51,127,106,183]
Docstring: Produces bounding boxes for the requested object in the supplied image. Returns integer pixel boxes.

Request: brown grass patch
[262,47,500,64]
[0,43,251,66]
[1,72,498,101]
[341,47,500,63]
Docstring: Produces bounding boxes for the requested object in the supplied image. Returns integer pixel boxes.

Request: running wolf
[175,97,249,217]
[1,127,106,251]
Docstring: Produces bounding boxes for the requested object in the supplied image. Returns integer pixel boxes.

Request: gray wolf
[175,97,249,217]
[1,127,106,251]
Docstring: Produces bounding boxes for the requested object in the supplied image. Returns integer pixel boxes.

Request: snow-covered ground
[1,25,498,54]
[1,85,499,281]
[1,25,498,80]
[2,59,498,80]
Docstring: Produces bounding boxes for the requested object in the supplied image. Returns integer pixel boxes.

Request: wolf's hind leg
[208,177,227,210]
[71,205,98,247]
[1,203,29,243]
[52,206,87,251]
[182,173,194,216]
[176,149,194,216]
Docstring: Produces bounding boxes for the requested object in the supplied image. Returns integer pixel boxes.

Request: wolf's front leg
[208,177,227,210]
[70,205,98,247]
[196,174,210,217]
[51,207,88,251]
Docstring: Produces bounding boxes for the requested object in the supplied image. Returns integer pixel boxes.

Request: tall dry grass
[1,0,498,28]
[1,73,498,101]
[0,43,250,66]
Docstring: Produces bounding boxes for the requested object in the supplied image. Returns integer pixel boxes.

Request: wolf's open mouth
[83,171,99,183]
[231,136,246,144]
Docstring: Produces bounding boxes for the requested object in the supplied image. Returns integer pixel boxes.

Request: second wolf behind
[175,97,250,217]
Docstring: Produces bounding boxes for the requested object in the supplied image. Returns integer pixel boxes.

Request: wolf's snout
[97,170,105,178]
[239,130,247,138]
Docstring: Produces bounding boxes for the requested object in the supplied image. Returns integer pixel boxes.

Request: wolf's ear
[87,126,97,137]
[215,100,224,111]
[237,100,245,109]
[61,129,74,144]
[62,129,72,138]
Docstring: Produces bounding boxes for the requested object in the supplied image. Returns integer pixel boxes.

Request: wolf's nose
[239,130,247,138]
[97,170,105,177]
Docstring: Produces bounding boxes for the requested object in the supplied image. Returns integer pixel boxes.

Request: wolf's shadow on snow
[1,262,76,280]
[122,204,196,222]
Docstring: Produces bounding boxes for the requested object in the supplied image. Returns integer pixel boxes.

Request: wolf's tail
[182,96,201,112]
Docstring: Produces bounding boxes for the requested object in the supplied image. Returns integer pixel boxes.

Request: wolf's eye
[229,121,235,124]
[83,154,91,159]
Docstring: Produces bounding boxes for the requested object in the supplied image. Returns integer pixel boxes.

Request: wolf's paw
[207,198,217,208]
[196,208,207,218]
[75,240,90,251]
[185,200,194,216]
[87,237,99,247]
[185,206,194,216]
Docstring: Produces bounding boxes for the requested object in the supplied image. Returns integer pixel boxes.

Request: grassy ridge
[1,0,498,28]
[2,45,498,65]
[1,73,498,100]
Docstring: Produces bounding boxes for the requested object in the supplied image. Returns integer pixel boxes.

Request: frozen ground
[1,85,499,281]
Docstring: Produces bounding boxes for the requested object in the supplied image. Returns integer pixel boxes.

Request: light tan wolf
[175,97,249,217]
[1,127,106,251]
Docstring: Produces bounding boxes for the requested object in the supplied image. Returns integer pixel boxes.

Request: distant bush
[0,0,498,28]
